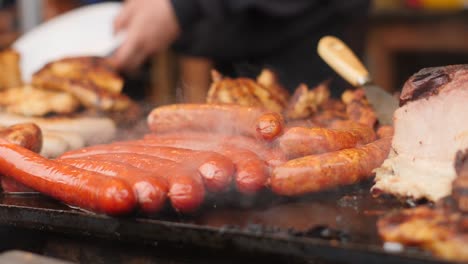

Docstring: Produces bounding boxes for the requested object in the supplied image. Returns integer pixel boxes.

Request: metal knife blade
[317,36,399,125]
[361,82,399,125]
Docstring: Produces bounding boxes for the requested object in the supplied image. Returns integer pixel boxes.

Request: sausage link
[58,159,168,214]
[120,137,269,194]
[0,123,42,152]
[59,145,234,193]
[271,137,391,196]
[222,148,269,194]
[0,123,42,193]
[72,153,205,213]
[144,132,286,166]
[255,112,285,141]
[278,121,376,159]
[0,141,136,215]
[147,104,266,138]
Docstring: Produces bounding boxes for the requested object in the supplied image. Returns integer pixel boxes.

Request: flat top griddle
[0,181,452,264]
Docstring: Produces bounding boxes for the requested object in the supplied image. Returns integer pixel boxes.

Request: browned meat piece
[342,89,377,128]
[284,81,330,120]
[32,56,131,111]
[373,65,468,201]
[378,206,468,262]
[0,86,80,116]
[0,49,22,90]
[206,70,289,113]
[320,98,346,112]
[256,69,290,107]
[310,110,349,127]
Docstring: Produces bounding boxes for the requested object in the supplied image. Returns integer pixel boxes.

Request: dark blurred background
[1,0,468,102]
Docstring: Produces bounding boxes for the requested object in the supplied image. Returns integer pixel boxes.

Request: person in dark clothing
[111,0,370,95]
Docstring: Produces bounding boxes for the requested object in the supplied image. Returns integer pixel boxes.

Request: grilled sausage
[0,123,43,193]
[271,137,391,196]
[278,121,376,159]
[59,158,168,214]
[74,153,205,213]
[143,132,286,166]
[119,137,269,194]
[255,112,285,141]
[147,104,266,138]
[0,123,42,152]
[222,148,269,194]
[0,141,136,215]
[59,145,234,193]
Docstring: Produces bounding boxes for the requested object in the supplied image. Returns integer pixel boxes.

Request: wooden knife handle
[317,35,370,87]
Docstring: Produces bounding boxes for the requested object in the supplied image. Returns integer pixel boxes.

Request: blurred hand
[110,0,180,71]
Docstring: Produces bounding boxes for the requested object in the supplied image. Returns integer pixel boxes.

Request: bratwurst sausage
[271,137,391,196]
[143,132,286,166]
[58,158,168,214]
[147,104,267,138]
[74,153,205,213]
[0,141,136,215]
[59,144,234,193]
[278,121,376,159]
[121,137,269,194]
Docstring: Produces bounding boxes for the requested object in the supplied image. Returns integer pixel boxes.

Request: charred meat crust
[399,65,468,106]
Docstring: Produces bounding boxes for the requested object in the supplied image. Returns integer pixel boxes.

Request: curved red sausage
[117,137,269,194]
[221,148,269,194]
[143,132,286,166]
[0,142,136,215]
[59,145,234,193]
[0,123,43,193]
[73,153,205,213]
[147,104,266,138]
[58,158,168,214]
[271,137,391,196]
[255,112,285,141]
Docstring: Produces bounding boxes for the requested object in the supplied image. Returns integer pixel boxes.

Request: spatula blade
[362,83,399,125]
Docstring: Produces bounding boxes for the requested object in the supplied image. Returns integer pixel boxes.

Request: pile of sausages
[0,104,392,216]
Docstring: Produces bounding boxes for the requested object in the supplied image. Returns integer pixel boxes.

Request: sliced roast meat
[373,65,468,201]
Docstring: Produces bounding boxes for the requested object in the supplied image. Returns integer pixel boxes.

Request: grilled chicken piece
[284,82,330,120]
[342,89,377,128]
[32,56,131,111]
[373,65,468,201]
[0,49,22,90]
[256,69,290,107]
[0,86,80,116]
[378,206,468,262]
[206,70,289,113]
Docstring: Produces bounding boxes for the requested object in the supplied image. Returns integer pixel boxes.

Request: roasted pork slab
[373,65,468,201]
